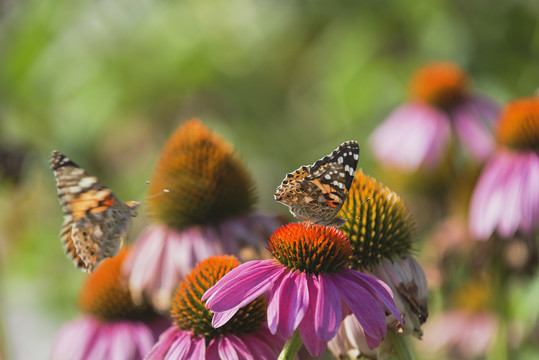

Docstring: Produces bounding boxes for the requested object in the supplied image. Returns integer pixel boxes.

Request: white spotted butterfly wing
[274,141,359,227]
[50,150,139,273]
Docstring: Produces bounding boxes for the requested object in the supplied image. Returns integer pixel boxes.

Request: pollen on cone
[409,62,469,109]
[78,249,155,321]
[496,98,539,152]
[339,170,416,270]
[148,119,256,230]
[171,255,267,338]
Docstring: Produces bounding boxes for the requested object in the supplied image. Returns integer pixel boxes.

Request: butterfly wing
[50,151,138,272]
[274,141,360,227]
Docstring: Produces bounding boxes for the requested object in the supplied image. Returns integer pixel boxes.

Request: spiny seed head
[78,249,156,321]
[171,255,267,339]
[409,62,469,109]
[268,223,352,275]
[339,170,416,271]
[148,119,256,230]
[496,98,539,152]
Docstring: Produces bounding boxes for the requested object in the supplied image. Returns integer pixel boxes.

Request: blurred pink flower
[52,317,168,360]
[469,98,539,240]
[421,310,498,358]
[124,214,281,311]
[369,62,499,172]
[51,249,169,360]
[469,150,539,239]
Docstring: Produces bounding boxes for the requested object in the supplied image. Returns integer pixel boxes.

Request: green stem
[278,330,303,360]
[387,331,415,360]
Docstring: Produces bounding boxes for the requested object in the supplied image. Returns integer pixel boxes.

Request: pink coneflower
[328,170,428,359]
[369,62,499,171]
[469,98,539,240]
[202,223,402,357]
[145,255,283,360]
[124,119,282,310]
[51,249,169,360]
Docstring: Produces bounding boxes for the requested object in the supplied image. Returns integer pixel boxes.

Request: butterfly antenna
[134,180,170,204]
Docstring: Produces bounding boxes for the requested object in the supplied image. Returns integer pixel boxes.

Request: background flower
[369,62,499,172]
[469,98,539,240]
[51,249,169,360]
[124,119,282,310]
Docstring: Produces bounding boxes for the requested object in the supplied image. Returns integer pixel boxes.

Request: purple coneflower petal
[204,260,281,311]
[145,326,182,360]
[470,150,539,239]
[316,275,342,341]
[369,102,451,171]
[341,269,402,323]
[164,331,193,360]
[205,261,283,328]
[268,270,309,338]
[52,317,99,360]
[333,275,387,349]
[298,274,327,356]
[452,97,498,162]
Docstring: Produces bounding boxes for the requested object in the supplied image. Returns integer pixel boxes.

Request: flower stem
[387,331,415,360]
[278,330,303,360]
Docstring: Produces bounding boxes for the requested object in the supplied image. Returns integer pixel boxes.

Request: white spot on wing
[338,157,343,164]
[79,176,97,188]
[354,153,359,160]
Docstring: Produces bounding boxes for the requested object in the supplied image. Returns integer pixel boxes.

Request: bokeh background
[1,0,538,359]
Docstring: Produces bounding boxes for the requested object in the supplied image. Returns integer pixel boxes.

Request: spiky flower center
[148,119,256,230]
[339,170,415,271]
[78,249,156,321]
[410,62,468,109]
[171,255,267,339]
[496,98,539,152]
[268,223,352,274]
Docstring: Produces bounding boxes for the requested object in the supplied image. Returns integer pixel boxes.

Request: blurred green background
[1,0,538,359]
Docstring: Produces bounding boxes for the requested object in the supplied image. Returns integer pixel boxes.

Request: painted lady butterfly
[50,151,139,273]
[274,141,359,227]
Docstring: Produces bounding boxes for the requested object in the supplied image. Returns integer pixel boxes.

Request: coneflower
[203,223,402,358]
[145,255,283,359]
[469,97,539,240]
[370,61,499,171]
[124,119,282,311]
[52,249,169,360]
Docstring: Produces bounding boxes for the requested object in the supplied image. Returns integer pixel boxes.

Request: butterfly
[50,150,139,273]
[274,141,359,227]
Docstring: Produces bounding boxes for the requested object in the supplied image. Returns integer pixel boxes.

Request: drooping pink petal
[144,326,183,360]
[242,330,282,360]
[203,260,274,301]
[298,274,327,356]
[369,102,451,171]
[452,96,498,162]
[217,335,242,360]
[205,261,283,313]
[52,317,100,360]
[469,150,539,239]
[268,270,309,338]
[163,331,193,360]
[315,274,342,341]
[333,275,387,349]
[338,268,402,323]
